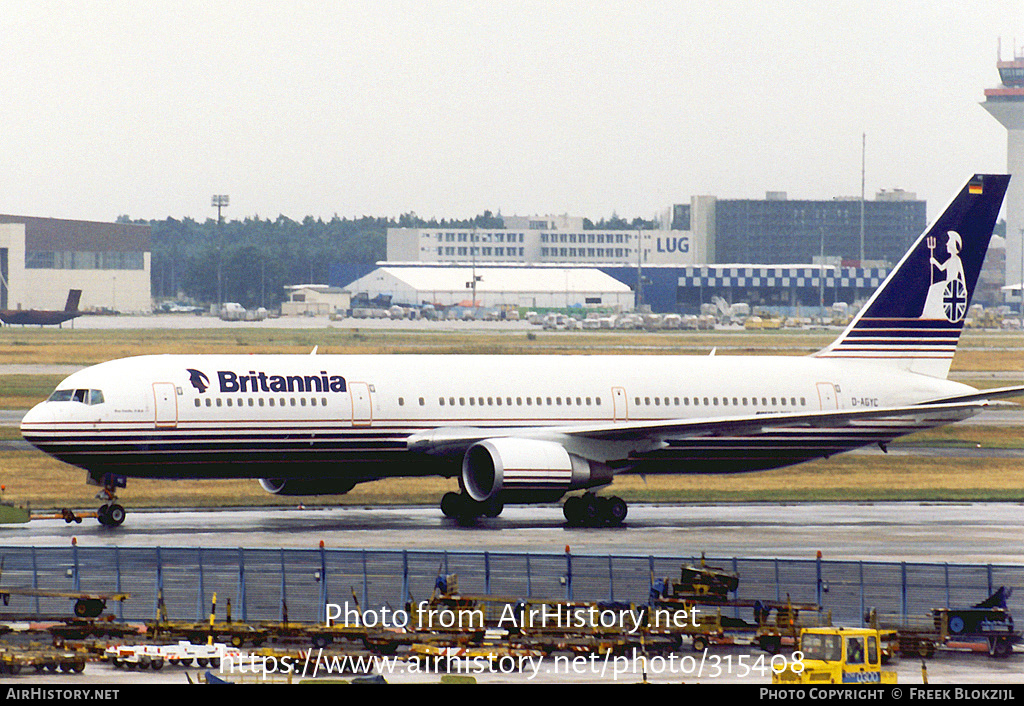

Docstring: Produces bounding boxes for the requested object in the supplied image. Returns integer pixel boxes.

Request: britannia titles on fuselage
[215,370,348,394]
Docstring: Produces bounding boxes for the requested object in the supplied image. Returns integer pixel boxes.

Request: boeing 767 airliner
[20,174,1023,526]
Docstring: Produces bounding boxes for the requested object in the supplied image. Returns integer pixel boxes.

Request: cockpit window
[47,389,105,405]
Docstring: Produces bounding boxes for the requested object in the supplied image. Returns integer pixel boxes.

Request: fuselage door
[612,386,628,421]
[153,382,178,428]
[816,382,838,410]
[350,382,372,427]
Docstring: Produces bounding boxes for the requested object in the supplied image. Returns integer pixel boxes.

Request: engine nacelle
[258,478,357,496]
[461,438,611,503]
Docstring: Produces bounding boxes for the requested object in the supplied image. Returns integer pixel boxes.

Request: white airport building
[386,208,711,269]
[345,265,634,310]
[0,215,151,314]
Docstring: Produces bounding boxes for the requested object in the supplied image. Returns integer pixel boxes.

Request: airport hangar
[333,190,957,314]
[0,215,151,315]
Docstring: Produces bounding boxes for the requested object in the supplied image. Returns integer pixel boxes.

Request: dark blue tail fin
[816,174,1010,378]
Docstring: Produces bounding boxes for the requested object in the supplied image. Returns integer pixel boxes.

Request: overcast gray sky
[2,1,1023,224]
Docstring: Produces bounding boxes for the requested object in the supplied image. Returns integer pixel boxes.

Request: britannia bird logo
[187,369,210,393]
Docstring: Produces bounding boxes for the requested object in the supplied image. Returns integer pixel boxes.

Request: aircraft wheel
[481,498,504,518]
[105,504,126,527]
[563,496,584,526]
[74,598,105,618]
[606,496,628,526]
[440,492,464,518]
[581,494,601,526]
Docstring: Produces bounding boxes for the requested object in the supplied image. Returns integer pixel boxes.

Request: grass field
[1,325,1021,511]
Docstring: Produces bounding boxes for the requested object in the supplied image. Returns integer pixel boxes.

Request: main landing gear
[438,491,628,527]
[440,492,503,523]
[563,493,628,527]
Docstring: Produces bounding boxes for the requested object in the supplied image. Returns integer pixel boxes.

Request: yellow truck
[772,627,897,685]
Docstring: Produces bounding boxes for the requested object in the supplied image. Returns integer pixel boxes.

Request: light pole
[212,195,229,308]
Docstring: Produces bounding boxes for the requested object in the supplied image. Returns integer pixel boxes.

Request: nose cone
[19,401,53,442]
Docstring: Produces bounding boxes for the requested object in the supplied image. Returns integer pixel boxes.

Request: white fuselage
[20,352,974,483]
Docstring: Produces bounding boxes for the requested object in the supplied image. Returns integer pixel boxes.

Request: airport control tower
[982,43,1024,295]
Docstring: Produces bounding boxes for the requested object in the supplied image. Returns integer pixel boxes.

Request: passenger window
[194,399,201,407]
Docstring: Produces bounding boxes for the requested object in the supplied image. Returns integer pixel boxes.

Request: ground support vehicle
[867,588,1020,659]
[650,560,830,653]
[104,641,241,669]
[146,619,270,648]
[48,617,143,642]
[0,645,86,674]
[772,627,896,685]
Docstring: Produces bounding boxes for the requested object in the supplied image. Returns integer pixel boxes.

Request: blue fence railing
[0,545,1019,627]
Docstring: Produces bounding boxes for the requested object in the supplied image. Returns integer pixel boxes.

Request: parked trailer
[650,559,830,653]
[867,587,1020,659]
[0,646,86,674]
[104,641,241,669]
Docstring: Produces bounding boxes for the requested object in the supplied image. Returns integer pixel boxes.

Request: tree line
[125,210,656,310]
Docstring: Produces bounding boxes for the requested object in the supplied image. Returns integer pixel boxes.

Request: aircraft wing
[406,393,1016,456]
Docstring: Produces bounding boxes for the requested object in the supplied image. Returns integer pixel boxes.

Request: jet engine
[258,478,357,496]
[461,438,611,503]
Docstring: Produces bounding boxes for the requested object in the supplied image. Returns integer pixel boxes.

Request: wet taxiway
[1,502,1021,565]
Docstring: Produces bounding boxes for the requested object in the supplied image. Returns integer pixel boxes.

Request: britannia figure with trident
[921,230,967,321]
